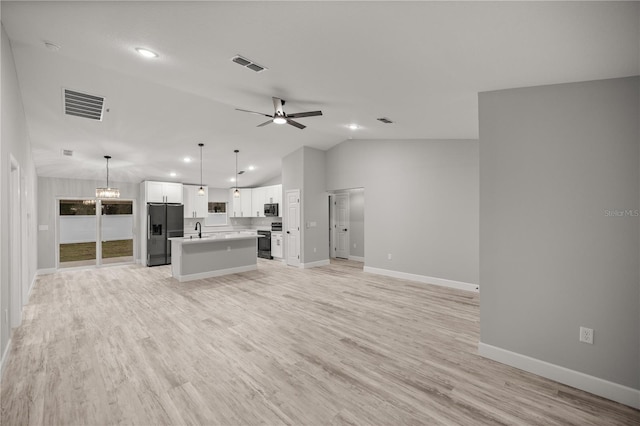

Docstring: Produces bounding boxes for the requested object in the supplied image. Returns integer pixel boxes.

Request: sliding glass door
[101,200,134,264]
[58,198,134,269]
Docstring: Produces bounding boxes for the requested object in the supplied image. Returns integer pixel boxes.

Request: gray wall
[37,177,140,270]
[282,147,329,265]
[1,24,39,362]
[326,139,479,285]
[349,188,365,258]
[282,148,304,262]
[479,76,639,390]
[302,147,329,264]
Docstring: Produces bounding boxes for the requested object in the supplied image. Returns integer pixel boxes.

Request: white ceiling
[2,1,638,188]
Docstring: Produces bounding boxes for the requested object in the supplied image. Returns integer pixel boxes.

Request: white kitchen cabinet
[251,186,265,217]
[183,185,208,218]
[145,181,183,203]
[267,184,282,205]
[230,188,253,217]
[271,232,283,258]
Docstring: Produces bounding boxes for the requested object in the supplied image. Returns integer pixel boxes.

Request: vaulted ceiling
[2,1,638,188]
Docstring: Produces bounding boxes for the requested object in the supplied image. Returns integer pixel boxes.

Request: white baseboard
[302,259,330,269]
[478,342,640,409]
[349,256,365,262]
[36,268,56,275]
[363,266,479,293]
[173,264,257,282]
[1,338,12,380]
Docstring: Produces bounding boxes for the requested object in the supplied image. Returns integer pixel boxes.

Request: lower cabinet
[271,232,283,258]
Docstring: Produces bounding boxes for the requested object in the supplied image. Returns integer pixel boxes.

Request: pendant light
[96,155,120,198]
[197,143,205,196]
[233,149,240,198]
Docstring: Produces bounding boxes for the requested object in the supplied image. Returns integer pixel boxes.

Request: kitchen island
[169,233,261,282]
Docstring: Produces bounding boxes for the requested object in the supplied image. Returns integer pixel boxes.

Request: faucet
[195,221,202,238]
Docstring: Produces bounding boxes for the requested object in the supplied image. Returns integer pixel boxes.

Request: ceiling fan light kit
[236,97,322,130]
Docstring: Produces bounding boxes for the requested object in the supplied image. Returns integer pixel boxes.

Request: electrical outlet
[313,247,317,253]
[579,327,593,344]
[227,246,231,252]
[353,243,357,248]
[387,253,392,260]
[4,309,8,324]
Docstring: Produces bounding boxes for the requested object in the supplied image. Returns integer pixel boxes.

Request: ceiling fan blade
[257,120,273,127]
[236,108,272,118]
[272,97,284,115]
[286,119,306,130]
[286,110,323,119]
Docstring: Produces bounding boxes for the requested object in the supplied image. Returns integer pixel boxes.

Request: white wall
[479,77,639,398]
[326,139,479,286]
[1,24,38,367]
[37,177,139,270]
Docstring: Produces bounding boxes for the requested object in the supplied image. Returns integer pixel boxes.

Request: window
[205,202,228,226]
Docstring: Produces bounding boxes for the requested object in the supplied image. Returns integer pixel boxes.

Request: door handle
[286,231,290,234]
[344,228,348,231]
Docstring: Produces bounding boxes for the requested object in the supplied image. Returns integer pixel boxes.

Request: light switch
[38,225,49,231]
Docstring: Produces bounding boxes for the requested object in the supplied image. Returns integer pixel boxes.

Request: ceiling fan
[236,97,322,129]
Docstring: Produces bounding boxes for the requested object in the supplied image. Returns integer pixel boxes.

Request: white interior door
[334,193,349,259]
[285,189,300,267]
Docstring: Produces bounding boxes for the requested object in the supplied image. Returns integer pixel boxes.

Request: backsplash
[183,215,281,234]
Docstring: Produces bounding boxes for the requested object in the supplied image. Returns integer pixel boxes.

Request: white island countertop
[170,232,262,245]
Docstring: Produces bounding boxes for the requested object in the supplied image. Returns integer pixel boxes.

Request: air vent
[231,55,267,73]
[377,117,394,124]
[61,149,73,157]
[64,88,105,121]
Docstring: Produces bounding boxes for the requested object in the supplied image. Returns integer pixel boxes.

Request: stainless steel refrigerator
[147,203,184,266]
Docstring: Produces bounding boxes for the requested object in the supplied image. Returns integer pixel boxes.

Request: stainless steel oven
[257,230,272,259]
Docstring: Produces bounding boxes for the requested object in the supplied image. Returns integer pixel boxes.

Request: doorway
[329,188,365,262]
[58,198,134,268]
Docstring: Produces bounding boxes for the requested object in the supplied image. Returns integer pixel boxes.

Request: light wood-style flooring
[2,259,638,425]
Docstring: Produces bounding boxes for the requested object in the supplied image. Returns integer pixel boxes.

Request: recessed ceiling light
[348,124,359,130]
[169,172,177,177]
[248,165,255,171]
[230,177,236,182]
[183,157,191,163]
[135,48,158,58]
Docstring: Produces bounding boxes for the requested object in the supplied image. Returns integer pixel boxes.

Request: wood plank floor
[2,259,638,425]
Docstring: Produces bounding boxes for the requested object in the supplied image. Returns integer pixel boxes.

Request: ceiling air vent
[377,117,394,124]
[61,149,73,157]
[231,55,267,73]
[64,88,105,121]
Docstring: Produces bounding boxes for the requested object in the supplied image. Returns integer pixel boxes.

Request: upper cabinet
[230,188,253,217]
[251,184,282,217]
[183,185,208,218]
[265,184,282,205]
[251,187,265,217]
[144,181,183,203]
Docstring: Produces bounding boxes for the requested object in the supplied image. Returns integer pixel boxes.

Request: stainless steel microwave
[264,203,279,217]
